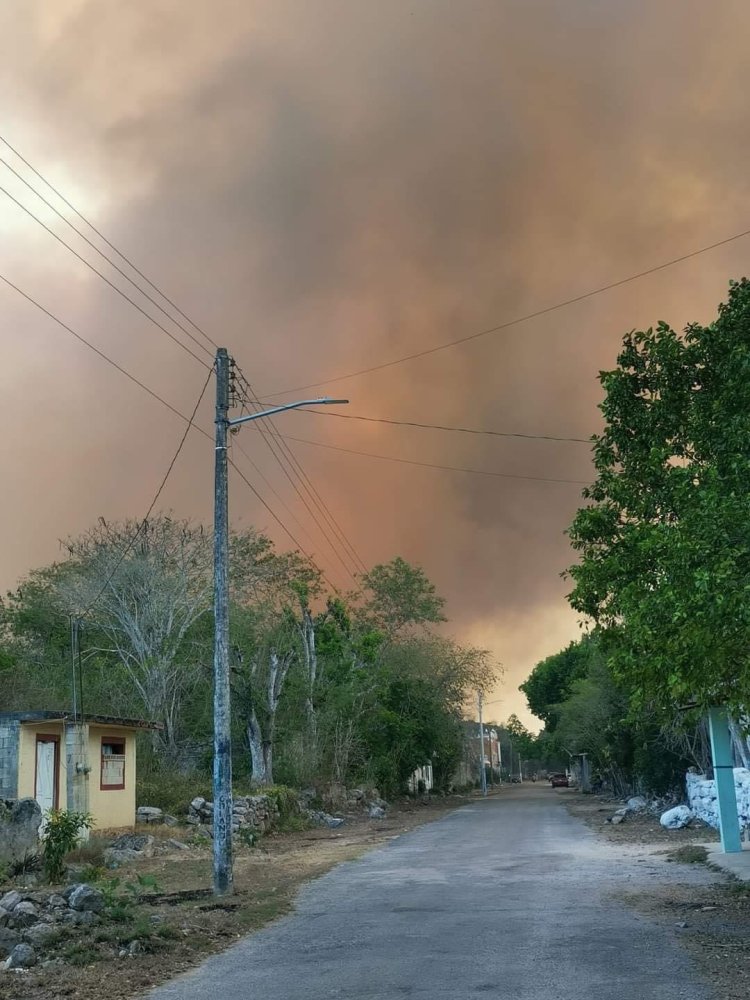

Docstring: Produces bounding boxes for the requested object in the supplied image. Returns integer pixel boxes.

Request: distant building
[408,763,434,794]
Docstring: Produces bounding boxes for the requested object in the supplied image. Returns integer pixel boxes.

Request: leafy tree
[58,515,213,748]
[359,557,446,637]
[568,279,750,716]
[520,638,593,730]
[229,537,321,786]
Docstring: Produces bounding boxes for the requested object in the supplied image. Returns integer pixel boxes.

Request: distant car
[510,776,521,784]
[550,773,569,788]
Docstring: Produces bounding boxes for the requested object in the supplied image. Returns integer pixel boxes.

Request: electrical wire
[1,156,214,361]
[0,134,218,352]
[0,183,211,370]
[261,225,750,398]
[79,366,213,616]
[0,271,325,574]
[235,369,366,575]
[282,434,589,485]
[231,368,362,582]
[1,138,360,582]
[299,409,591,444]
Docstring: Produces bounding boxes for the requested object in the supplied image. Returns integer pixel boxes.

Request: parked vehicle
[550,773,569,788]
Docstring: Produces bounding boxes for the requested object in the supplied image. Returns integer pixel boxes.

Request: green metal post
[707,706,742,854]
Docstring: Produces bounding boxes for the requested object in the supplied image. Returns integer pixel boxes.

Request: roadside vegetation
[520,281,750,795]
[0,528,496,800]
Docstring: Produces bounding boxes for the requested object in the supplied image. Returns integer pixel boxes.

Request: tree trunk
[301,607,318,765]
[729,716,750,769]
[247,713,269,785]
[262,740,273,786]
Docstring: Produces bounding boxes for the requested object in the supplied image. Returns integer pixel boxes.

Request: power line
[282,434,589,485]
[1,157,215,361]
[299,408,591,444]
[0,271,192,423]
[79,366,213,617]
[0,183,211,370]
[0,271,327,576]
[236,370,367,575]
[0,137,354,579]
[261,225,750,398]
[0,134,218,352]
[1,137,359,582]
[231,368,362,583]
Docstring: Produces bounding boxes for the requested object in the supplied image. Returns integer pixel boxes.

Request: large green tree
[568,279,750,716]
[519,638,593,731]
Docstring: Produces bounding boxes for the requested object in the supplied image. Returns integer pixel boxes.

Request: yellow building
[0,711,159,832]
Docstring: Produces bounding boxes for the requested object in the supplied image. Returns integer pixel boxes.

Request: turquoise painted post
[707,707,742,854]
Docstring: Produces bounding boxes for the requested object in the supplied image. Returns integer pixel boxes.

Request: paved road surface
[149,786,713,999]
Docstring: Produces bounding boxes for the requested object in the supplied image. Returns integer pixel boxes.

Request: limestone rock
[167,838,190,851]
[0,891,22,913]
[24,923,57,946]
[626,795,648,812]
[0,927,21,959]
[68,884,105,913]
[660,805,694,830]
[368,804,386,820]
[12,902,39,927]
[136,806,164,825]
[0,799,42,870]
[5,943,36,969]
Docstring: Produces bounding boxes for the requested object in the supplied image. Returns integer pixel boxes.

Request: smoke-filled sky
[2,1,750,728]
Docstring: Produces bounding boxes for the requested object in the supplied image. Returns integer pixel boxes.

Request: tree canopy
[568,279,750,715]
[1,519,498,798]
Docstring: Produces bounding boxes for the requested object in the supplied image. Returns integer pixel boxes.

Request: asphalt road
[149,785,713,1000]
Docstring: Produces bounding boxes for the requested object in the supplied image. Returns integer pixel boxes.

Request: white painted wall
[686,768,750,829]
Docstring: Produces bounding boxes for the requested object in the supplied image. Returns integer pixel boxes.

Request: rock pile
[186,794,280,836]
[0,883,104,970]
[305,810,345,829]
[104,833,155,867]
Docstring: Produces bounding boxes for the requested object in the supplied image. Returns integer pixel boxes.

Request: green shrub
[264,785,299,822]
[136,767,212,816]
[42,810,93,883]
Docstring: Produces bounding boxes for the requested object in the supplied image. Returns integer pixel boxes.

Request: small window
[100,738,126,790]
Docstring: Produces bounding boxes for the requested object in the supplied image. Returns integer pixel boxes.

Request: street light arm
[228,397,349,427]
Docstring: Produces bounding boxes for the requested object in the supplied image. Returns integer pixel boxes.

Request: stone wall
[686,768,750,830]
[0,721,20,800]
[185,794,280,836]
[0,798,42,868]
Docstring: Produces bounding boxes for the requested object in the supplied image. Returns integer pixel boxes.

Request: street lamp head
[317,398,349,405]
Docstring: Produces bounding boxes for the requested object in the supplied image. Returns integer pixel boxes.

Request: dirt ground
[2,796,464,1000]
[566,791,750,1000]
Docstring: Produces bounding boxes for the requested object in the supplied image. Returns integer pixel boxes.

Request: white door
[36,739,57,815]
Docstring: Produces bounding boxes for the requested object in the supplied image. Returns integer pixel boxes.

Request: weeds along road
[148,785,715,1000]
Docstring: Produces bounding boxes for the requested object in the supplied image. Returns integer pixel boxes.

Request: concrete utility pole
[212,348,232,895]
[211,347,349,895]
[478,691,487,797]
[708,707,742,853]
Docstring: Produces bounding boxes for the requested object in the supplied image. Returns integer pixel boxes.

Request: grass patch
[666,844,709,865]
[61,942,102,967]
[66,834,113,866]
